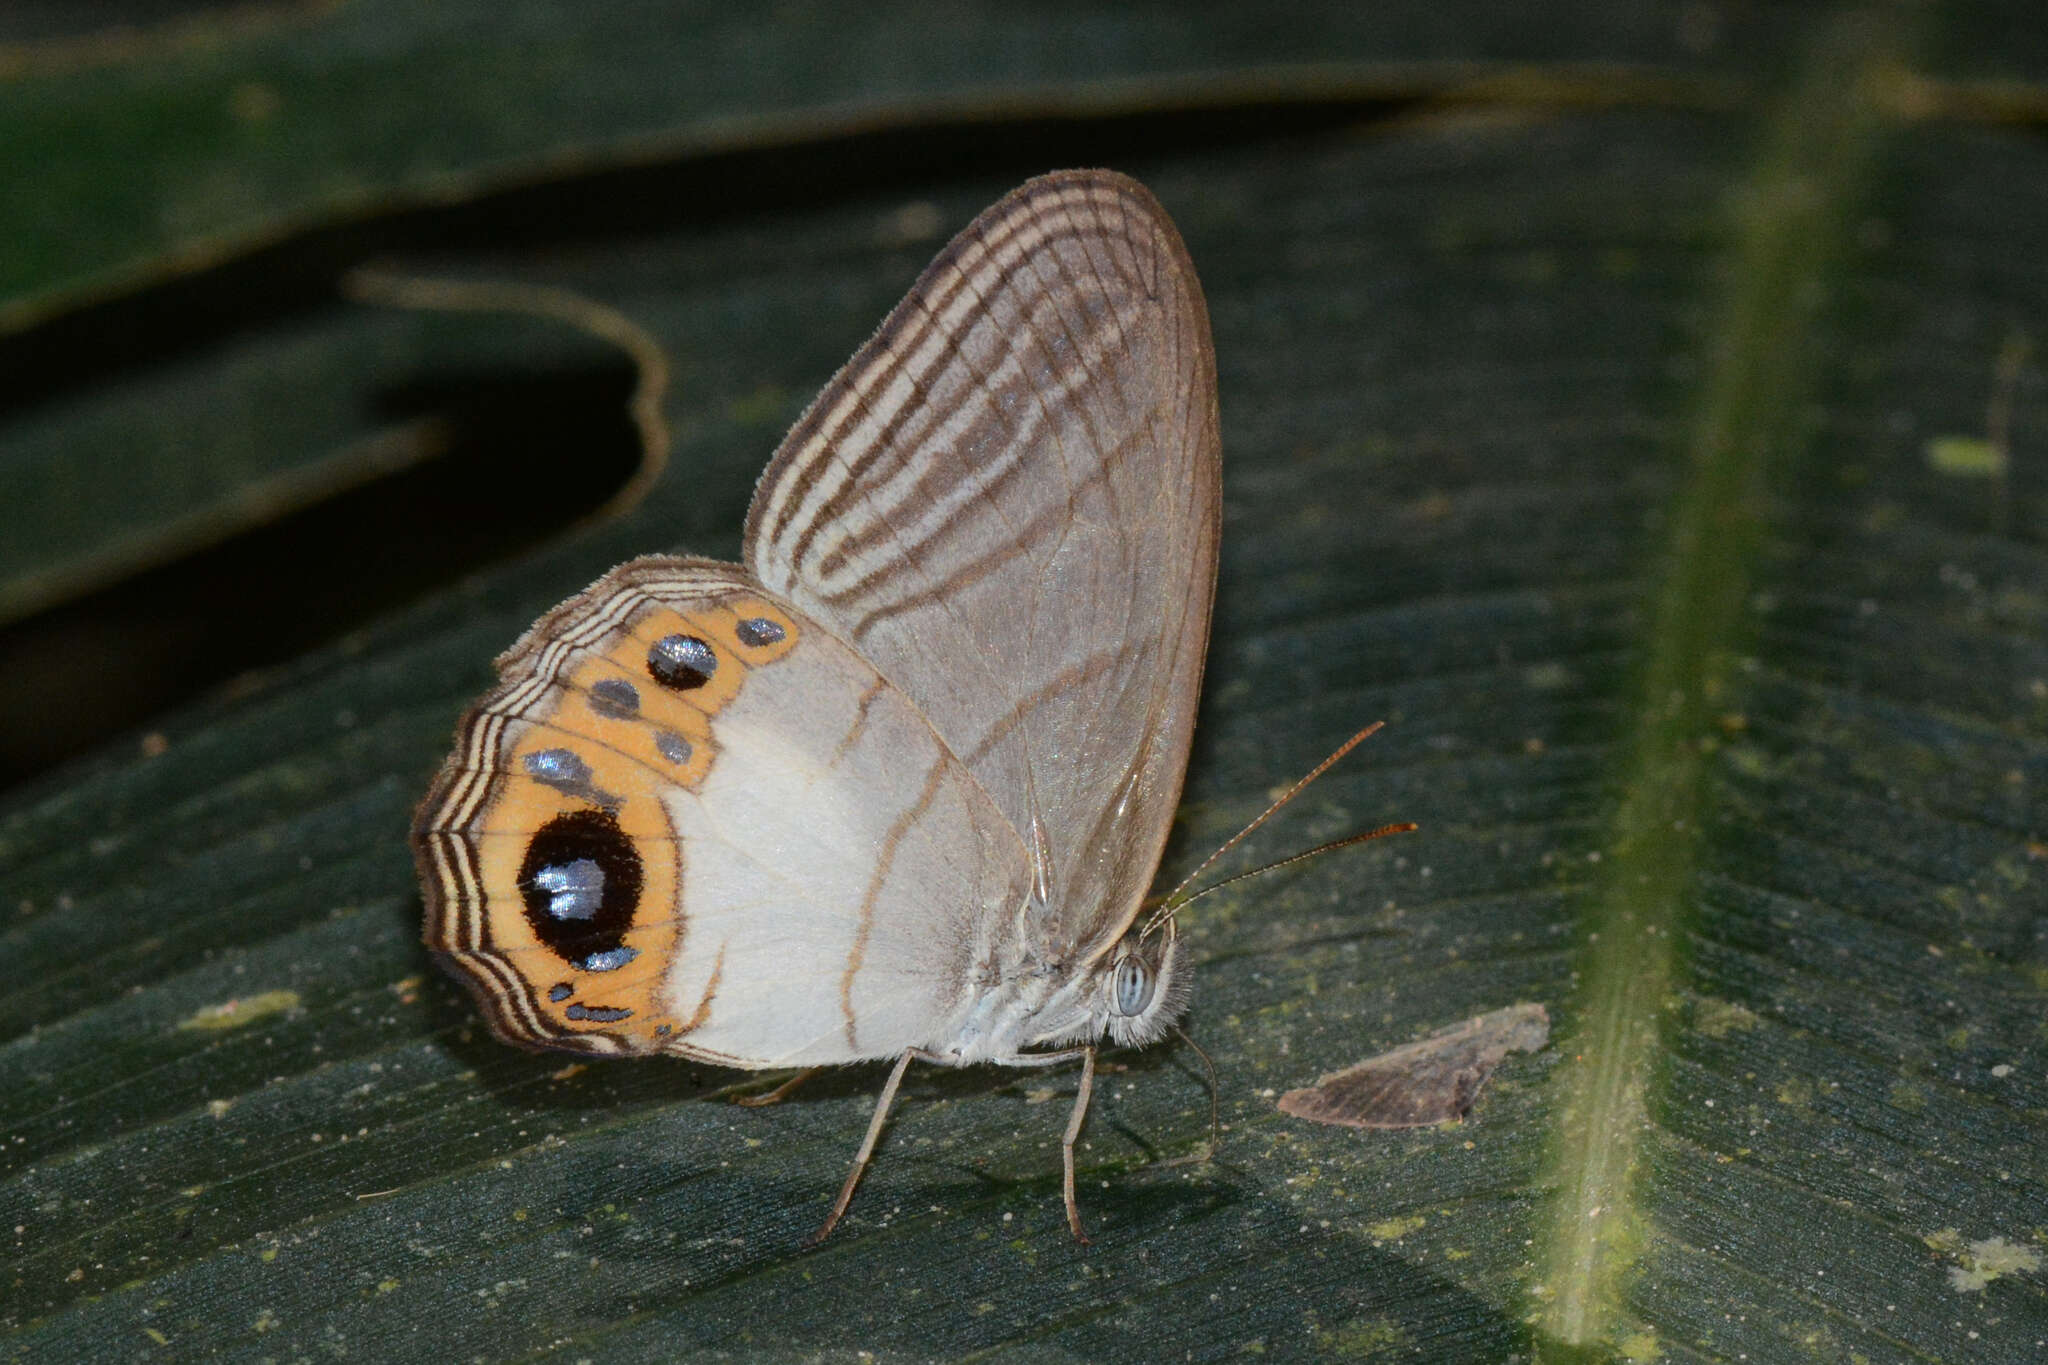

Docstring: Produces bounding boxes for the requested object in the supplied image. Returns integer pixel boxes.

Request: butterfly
[412,169,1219,1243]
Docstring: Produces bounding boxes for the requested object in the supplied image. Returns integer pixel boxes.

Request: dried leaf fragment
[1278,1003,1550,1129]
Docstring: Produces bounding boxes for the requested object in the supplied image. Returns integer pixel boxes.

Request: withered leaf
[1278,1003,1550,1129]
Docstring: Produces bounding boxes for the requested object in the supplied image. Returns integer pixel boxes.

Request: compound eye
[1110,955,1155,1018]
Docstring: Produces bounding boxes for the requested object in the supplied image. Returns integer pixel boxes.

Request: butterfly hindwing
[414,557,1032,1065]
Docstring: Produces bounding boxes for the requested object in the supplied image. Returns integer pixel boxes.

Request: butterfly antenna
[1165,823,1418,918]
[1143,722,1408,936]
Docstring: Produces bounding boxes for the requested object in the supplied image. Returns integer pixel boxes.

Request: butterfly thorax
[928,927,1191,1066]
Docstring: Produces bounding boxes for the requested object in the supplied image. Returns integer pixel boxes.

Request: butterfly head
[1098,926,1192,1048]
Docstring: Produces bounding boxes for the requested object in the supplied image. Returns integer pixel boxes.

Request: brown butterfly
[414,171,1219,1241]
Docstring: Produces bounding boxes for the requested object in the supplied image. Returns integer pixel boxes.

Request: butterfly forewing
[745,171,1221,961]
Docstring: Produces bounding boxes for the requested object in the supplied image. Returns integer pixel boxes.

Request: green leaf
[4,4,2046,1361]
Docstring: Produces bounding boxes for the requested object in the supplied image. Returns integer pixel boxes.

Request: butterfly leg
[732,1067,821,1108]
[814,1048,941,1244]
[1061,1045,1098,1245]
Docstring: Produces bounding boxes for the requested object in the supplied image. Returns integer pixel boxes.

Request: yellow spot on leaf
[1313,1317,1405,1355]
[179,990,300,1032]
[1694,998,1758,1038]
[1924,435,2006,478]
[1940,1233,2041,1292]
[1725,745,1772,778]
[1620,1330,1661,1362]
[1366,1214,1425,1243]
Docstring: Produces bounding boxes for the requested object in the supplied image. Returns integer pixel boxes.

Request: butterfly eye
[1110,956,1154,1017]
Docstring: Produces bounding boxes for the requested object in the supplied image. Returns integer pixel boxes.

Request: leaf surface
[2,5,2044,1361]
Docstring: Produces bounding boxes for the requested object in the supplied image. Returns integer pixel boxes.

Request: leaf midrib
[1532,8,1903,1349]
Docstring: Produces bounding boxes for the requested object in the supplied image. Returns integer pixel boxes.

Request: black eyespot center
[517,809,642,968]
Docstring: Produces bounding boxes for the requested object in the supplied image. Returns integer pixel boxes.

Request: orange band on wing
[414,564,801,1056]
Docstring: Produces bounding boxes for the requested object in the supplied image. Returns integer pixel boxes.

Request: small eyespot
[1111,956,1154,1017]
[648,634,717,689]
[522,749,620,809]
[524,747,593,791]
[735,616,786,647]
[589,678,641,718]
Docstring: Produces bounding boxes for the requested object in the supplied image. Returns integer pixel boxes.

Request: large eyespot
[1111,955,1155,1018]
